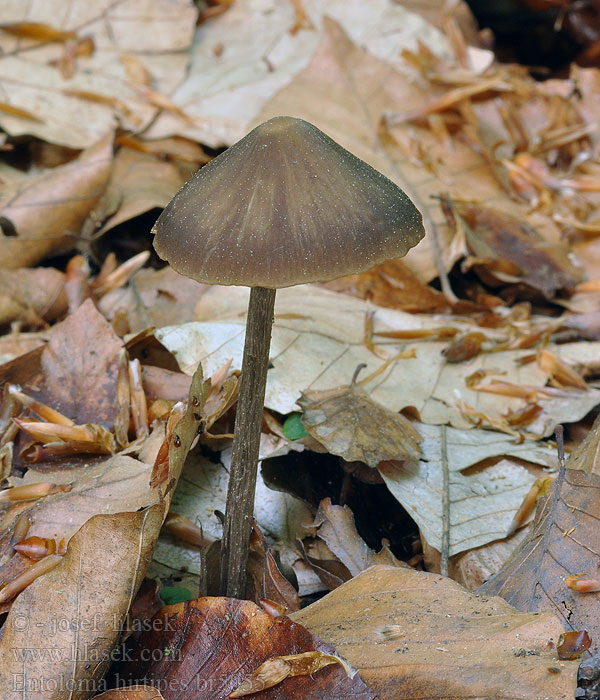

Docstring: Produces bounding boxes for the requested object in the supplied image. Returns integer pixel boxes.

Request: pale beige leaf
[145,0,481,147]
[155,284,600,436]
[0,0,197,148]
[378,422,557,556]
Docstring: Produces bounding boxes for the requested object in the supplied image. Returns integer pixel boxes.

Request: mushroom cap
[152,116,425,288]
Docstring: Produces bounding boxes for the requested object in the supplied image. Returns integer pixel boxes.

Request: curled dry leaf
[309,498,408,578]
[247,520,300,612]
[291,565,578,700]
[119,596,374,699]
[0,133,113,268]
[298,376,422,469]
[230,650,353,697]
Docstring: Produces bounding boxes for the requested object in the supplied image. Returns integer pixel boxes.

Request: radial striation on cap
[153,116,425,288]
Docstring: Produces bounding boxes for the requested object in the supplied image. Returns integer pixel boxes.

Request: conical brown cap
[152,116,424,288]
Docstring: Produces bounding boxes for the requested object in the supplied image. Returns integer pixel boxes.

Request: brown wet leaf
[0,133,112,268]
[291,565,578,700]
[558,630,592,660]
[0,506,164,698]
[479,462,600,654]
[456,203,583,299]
[0,267,66,327]
[298,377,422,469]
[120,596,374,699]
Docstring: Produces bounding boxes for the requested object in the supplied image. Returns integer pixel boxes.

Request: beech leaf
[291,565,578,700]
[479,461,600,654]
[119,597,375,699]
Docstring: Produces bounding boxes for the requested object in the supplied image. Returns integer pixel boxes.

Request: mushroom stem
[220,285,276,598]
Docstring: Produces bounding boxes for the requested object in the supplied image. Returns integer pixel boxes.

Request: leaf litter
[1,1,600,698]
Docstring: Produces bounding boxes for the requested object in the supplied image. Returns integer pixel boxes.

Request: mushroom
[152,116,425,598]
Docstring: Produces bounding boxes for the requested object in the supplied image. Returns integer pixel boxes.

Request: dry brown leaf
[99,266,207,334]
[291,565,578,700]
[247,521,300,612]
[119,596,374,699]
[299,376,422,469]
[480,461,600,654]
[0,506,164,698]
[255,19,561,283]
[92,146,190,238]
[447,526,532,591]
[310,498,408,577]
[323,258,450,313]
[231,651,351,697]
[0,1,197,148]
[565,413,600,475]
[457,202,583,299]
[37,299,122,428]
[0,267,66,327]
[146,0,465,148]
[0,133,112,268]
